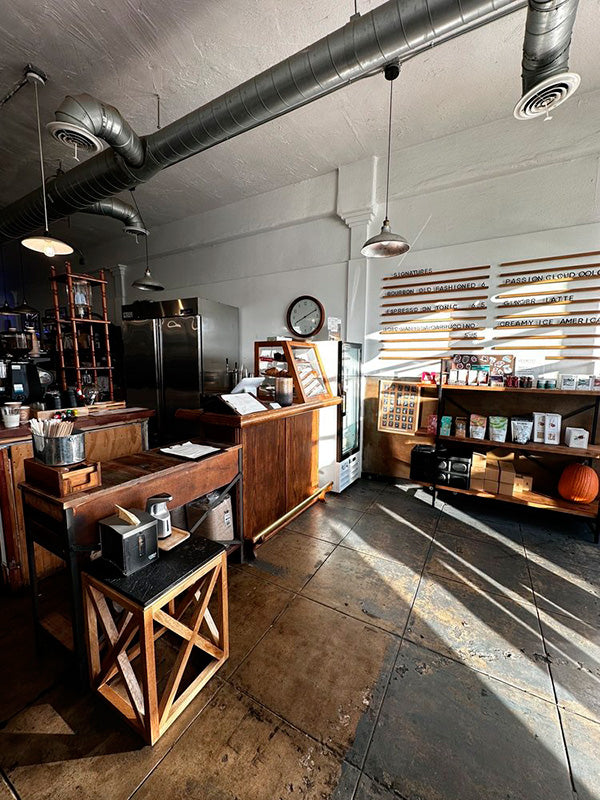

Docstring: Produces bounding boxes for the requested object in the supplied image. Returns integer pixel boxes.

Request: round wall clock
[286,295,325,338]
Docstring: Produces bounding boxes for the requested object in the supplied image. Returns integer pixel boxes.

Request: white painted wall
[82,88,600,379]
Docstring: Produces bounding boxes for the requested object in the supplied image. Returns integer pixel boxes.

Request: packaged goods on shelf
[488,416,508,443]
[559,374,577,390]
[576,375,592,391]
[440,416,452,436]
[427,414,437,434]
[511,417,533,444]
[455,417,467,438]
[532,412,546,444]
[469,414,487,440]
[514,474,533,493]
[565,427,590,449]
[543,413,562,445]
[470,452,486,490]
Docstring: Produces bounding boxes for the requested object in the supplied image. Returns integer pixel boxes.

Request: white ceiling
[0,0,599,249]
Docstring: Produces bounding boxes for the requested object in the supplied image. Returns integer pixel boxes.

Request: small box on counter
[564,426,590,449]
[543,413,562,445]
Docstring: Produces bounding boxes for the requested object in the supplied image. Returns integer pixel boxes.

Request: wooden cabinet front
[242,419,287,540]
[285,411,319,512]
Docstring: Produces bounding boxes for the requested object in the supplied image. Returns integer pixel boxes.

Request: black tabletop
[84,536,225,608]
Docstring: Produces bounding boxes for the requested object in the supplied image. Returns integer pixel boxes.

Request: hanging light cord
[33,80,50,235]
[384,77,394,221]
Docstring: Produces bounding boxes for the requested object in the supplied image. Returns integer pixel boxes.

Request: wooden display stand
[254,340,332,403]
[82,545,228,745]
[432,383,600,540]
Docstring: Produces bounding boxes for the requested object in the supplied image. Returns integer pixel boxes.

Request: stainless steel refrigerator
[122,297,239,442]
[316,341,362,492]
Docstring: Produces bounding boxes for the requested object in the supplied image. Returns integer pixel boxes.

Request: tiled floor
[2,479,600,799]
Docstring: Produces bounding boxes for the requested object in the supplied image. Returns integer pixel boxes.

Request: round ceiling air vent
[46,121,106,154]
[513,72,581,120]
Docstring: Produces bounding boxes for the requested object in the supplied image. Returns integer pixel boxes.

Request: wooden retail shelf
[442,385,600,397]
[433,484,599,519]
[437,435,600,459]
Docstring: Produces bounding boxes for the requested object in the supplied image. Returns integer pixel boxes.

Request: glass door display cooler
[316,341,363,492]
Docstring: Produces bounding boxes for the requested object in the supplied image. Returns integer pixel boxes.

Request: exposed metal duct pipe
[79,198,148,236]
[47,93,145,165]
[0,0,526,242]
[514,0,580,119]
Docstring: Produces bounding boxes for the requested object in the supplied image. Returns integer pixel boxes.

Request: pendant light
[13,248,37,315]
[361,62,410,258]
[21,69,73,258]
[0,247,13,314]
[129,191,164,291]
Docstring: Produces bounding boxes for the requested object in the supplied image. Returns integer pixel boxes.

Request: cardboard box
[470,475,485,491]
[499,462,515,494]
[513,474,533,493]
[565,426,590,449]
[484,477,499,494]
[532,412,546,444]
[471,452,487,474]
[543,413,562,445]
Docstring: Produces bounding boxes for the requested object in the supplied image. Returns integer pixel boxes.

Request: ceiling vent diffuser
[513,72,581,120]
[46,121,106,155]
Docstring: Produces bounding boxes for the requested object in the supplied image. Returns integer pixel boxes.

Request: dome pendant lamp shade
[361,62,409,259]
[21,69,73,259]
[131,232,164,292]
[132,266,164,292]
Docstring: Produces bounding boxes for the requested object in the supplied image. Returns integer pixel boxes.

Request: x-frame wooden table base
[82,550,228,745]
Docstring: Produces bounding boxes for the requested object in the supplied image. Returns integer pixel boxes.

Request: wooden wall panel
[85,423,143,462]
[285,411,319,511]
[241,419,287,541]
[363,377,435,479]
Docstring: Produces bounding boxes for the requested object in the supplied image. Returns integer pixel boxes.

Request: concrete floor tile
[539,609,600,724]
[232,596,399,764]
[133,682,357,800]
[1,675,222,800]
[340,510,433,568]
[219,567,294,676]
[323,483,381,512]
[250,529,335,591]
[561,709,600,800]
[366,497,439,534]
[363,640,573,800]
[355,774,401,799]
[528,558,600,630]
[436,507,522,544]
[406,576,553,700]
[286,502,365,544]
[302,546,422,636]
[425,531,531,599]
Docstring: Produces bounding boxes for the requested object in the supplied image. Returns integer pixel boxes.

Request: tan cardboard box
[484,478,499,494]
[513,474,533,493]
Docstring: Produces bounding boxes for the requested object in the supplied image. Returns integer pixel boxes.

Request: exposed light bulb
[44,243,56,257]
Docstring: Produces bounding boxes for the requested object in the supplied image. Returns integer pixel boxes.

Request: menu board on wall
[378,249,600,373]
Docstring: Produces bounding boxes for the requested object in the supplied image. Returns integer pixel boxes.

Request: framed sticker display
[377,380,422,435]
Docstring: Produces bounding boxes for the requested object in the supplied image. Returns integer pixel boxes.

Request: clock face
[287,295,324,338]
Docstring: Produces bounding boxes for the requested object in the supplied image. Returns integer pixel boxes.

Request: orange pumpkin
[558,463,599,504]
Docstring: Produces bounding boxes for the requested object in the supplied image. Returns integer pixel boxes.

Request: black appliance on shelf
[0,360,44,404]
[410,445,471,490]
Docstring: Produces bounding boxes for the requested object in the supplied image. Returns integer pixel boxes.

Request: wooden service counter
[1,408,154,590]
[177,397,341,549]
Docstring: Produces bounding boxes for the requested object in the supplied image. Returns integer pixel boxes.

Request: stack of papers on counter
[160,442,221,460]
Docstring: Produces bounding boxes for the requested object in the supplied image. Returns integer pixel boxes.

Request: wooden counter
[177,398,341,547]
[20,445,241,680]
[0,408,155,590]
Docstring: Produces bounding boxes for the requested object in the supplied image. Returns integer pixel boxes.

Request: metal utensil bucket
[32,430,86,466]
